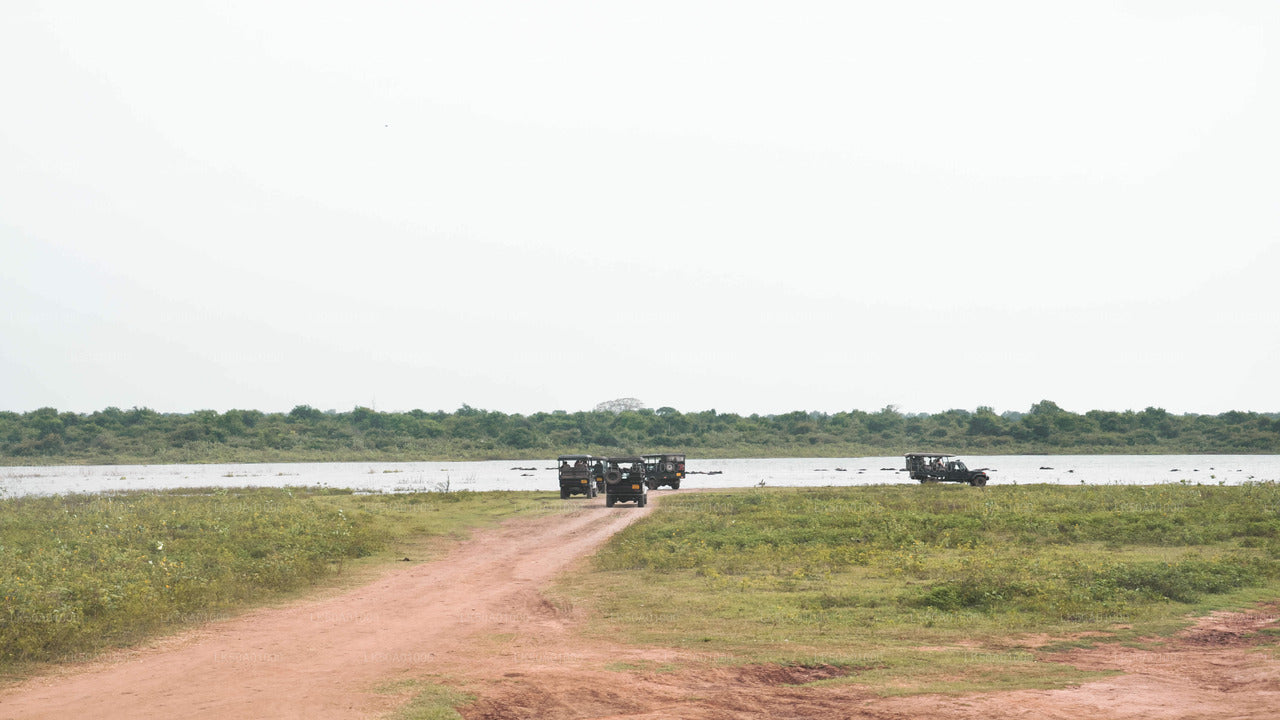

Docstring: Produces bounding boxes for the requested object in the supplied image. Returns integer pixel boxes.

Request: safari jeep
[905,453,990,487]
[557,455,598,499]
[642,453,685,490]
[603,456,648,507]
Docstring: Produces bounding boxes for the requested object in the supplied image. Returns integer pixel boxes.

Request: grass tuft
[374,678,475,720]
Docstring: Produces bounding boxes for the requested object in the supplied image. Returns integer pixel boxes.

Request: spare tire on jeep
[641,453,686,491]
[602,456,647,508]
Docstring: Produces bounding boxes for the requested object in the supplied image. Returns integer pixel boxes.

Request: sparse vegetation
[374,678,475,720]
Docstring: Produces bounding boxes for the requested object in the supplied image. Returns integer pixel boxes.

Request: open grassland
[0,488,558,674]
[554,483,1280,694]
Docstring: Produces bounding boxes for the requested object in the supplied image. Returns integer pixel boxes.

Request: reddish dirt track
[0,496,656,719]
[876,607,1280,720]
[3,493,1278,720]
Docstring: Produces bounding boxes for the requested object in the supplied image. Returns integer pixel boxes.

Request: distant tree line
[1,400,1277,465]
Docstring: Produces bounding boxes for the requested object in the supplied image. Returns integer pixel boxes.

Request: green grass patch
[0,487,558,673]
[603,659,681,673]
[374,678,475,720]
[554,483,1280,693]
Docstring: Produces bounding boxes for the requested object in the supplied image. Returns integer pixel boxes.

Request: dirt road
[0,496,655,719]
[3,493,1278,719]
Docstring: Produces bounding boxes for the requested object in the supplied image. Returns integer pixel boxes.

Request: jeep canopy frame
[641,453,686,490]
[557,454,598,499]
[904,453,990,487]
[905,453,951,480]
[603,456,648,507]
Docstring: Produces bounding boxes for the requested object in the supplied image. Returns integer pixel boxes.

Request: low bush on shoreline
[4,402,1278,466]
[0,488,554,672]
[559,483,1280,692]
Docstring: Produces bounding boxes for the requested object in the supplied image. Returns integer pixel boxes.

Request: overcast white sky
[2,1,1278,418]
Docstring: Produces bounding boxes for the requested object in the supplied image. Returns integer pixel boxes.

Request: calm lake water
[2,455,1278,499]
